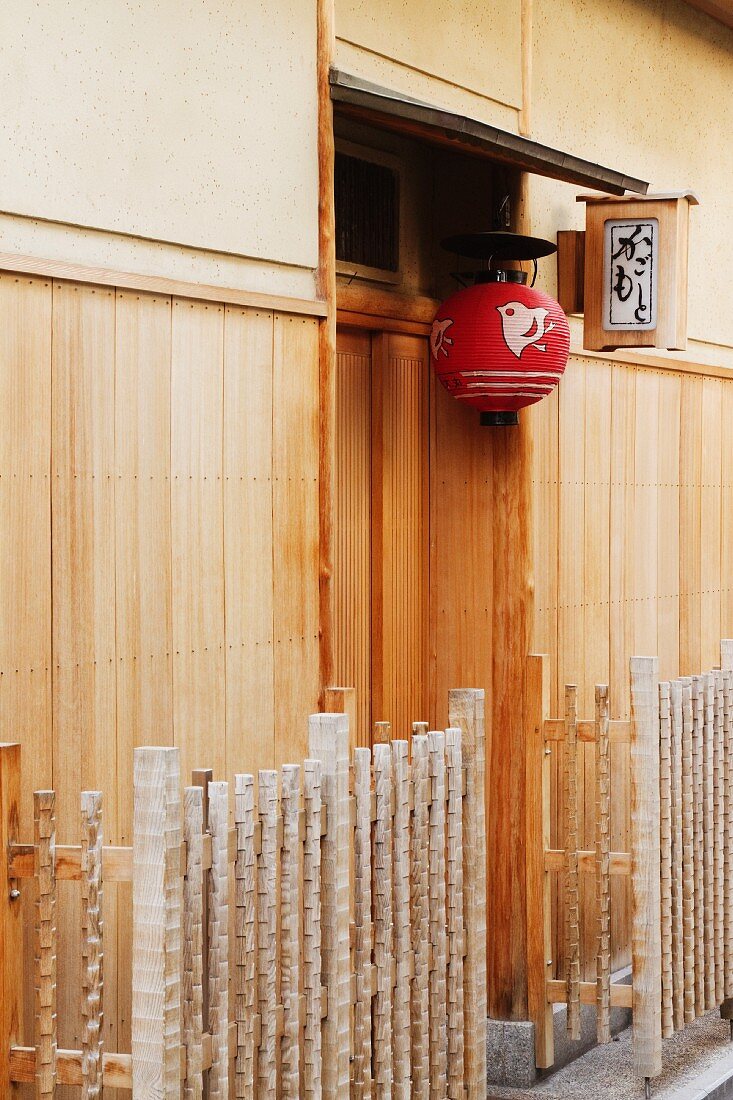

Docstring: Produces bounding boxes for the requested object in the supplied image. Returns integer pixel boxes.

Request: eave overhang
[330,69,649,197]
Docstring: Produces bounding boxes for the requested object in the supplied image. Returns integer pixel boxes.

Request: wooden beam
[544,849,632,874]
[0,251,326,317]
[544,718,631,743]
[546,980,633,1009]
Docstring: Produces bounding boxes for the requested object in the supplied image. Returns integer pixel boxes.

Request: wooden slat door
[334,327,430,745]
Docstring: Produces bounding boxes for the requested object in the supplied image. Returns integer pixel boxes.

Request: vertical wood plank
[700,380,722,671]
[132,746,182,1099]
[657,374,681,683]
[281,765,300,1100]
[353,747,373,1100]
[373,741,393,1100]
[34,790,57,1099]
[171,298,226,787]
[257,771,277,1097]
[183,787,204,1100]
[234,775,256,1100]
[630,656,662,1080]
[0,743,23,1100]
[308,712,350,1096]
[679,376,703,675]
[334,330,372,745]
[595,685,611,1045]
[52,281,118,1067]
[428,731,447,1099]
[81,791,104,1100]
[564,684,581,1040]
[392,739,411,1097]
[448,687,487,1094]
[274,318,321,765]
[303,760,323,1098]
[0,275,52,1053]
[114,289,173,1069]
[445,728,465,1100]
[410,734,430,1100]
[224,308,275,776]
[372,334,429,739]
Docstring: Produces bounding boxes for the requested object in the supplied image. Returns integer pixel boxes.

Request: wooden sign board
[578,192,698,352]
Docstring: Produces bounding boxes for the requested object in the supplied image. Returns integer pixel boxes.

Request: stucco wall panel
[336,0,522,110]
[530,0,733,347]
[0,1,319,269]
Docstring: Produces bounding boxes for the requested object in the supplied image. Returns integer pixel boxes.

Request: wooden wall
[0,271,321,1089]
[531,352,733,980]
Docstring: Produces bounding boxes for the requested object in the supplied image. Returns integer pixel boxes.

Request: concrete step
[488,1012,733,1100]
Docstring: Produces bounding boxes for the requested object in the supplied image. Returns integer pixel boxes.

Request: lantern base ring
[480,411,519,427]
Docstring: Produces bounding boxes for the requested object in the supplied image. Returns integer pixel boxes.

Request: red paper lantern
[430,280,570,419]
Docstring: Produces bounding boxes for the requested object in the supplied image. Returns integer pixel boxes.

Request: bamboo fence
[527,641,733,1090]
[0,689,487,1098]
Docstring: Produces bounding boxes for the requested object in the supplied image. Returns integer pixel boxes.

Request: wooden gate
[527,641,733,1090]
[0,689,487,1097]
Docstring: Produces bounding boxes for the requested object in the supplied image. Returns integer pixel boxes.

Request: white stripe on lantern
[459,370,564,379]
[461,381,554,390]
[454,392,550,400]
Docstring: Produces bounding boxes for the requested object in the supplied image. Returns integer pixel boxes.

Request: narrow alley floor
[490,1013,733,1100]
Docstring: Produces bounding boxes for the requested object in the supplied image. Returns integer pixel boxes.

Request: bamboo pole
[257,771,277,1096]
[721,662,733,1022]
[446,728,465,1099]
[303,759,323,1097]
[34,791,57,1100]
[428,731,448,1099]
[0,744,22,1100]
[704,673,716,1011]
[234,775,255,1100]
[392,740,411,1098]
[659,682,674,1038]
[281,765,301,1100]
[448,687,487,1095]
[714,671,726,1005]
[692,677,706,1015]
[373,742,393,1100]
[80,791,104,1100]
[410,734,430,1100]
[353,747,372,1099]
[309,712,351,1095]
[523,658,554,1070]
[132,747,182,1099]
[670,680,684,1031]
[595,685,611,1045]
[208,782,229,1100]
[564,684,581,1040]
[681,679,696,1024]
[630,656,662,1082]
[183,787,204,1100]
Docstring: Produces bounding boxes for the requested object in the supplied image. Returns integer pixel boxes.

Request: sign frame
[578,192,699,352]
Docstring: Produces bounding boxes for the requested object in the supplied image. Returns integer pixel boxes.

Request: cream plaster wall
[335,0,522,130]
[528,0,733,349]
[0,0,319,282]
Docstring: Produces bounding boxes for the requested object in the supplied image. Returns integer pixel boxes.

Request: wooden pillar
[0,743,22,1100]
[317,0,336,693]
[489,407,534,1020]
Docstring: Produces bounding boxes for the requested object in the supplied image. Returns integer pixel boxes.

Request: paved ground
[489,1012,733,1100]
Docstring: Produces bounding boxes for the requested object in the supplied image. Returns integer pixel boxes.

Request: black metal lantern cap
[440,230,557,262]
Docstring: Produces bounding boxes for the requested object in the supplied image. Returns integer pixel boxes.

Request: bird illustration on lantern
[431,231,570,425]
